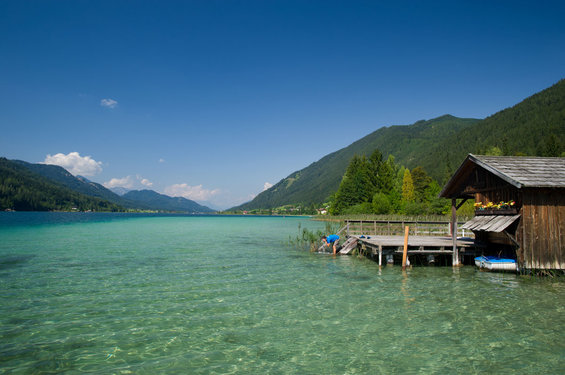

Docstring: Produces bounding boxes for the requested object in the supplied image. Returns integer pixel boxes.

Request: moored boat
[475,256,517,272]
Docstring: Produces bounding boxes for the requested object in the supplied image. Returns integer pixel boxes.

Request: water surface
[1,213,563,373]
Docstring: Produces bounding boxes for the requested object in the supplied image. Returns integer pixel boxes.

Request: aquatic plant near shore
[288,222,341,251]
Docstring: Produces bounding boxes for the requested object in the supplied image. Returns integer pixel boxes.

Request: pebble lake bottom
[0,213,563,374]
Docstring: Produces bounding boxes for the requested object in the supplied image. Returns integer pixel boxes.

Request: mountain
[234,78,565,210]
[234,115,479,210]
[110,187,131,196]
[4,159,214,213]
[122,190,215,213]
[0,158,123,211]
[11,160,129,205]
[419,78,565,180]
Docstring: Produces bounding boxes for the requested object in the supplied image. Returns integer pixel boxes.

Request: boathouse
[440,154,565,271]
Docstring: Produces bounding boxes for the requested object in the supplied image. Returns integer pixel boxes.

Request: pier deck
[350,235,481,266]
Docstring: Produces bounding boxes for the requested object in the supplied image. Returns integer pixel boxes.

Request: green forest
[0,158,123,212]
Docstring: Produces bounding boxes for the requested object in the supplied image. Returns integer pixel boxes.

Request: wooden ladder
[338,237,358,255]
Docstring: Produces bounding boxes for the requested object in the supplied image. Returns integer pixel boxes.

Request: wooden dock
[347,234,481,266]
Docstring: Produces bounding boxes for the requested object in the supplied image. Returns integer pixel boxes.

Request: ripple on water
[0,214,564,374]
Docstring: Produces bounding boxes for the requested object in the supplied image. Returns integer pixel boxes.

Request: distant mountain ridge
[1,159,214,213]
[110,187,131,196]
[0,158,122,212]
[12,160,130,205]
[122,190,214,213]
[234,78,565,210]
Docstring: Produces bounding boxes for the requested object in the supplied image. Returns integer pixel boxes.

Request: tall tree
[411,166,432,203]
[401,169,415,202]
[330,155,374,214]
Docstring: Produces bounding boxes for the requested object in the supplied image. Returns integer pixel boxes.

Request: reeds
[288,221,342,252]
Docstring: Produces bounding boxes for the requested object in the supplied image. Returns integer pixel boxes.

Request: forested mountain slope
[419,79,565,180]
[0,158,122,211]
[234,78,565,210]
[2,159,214,212]
[234,115,479,210]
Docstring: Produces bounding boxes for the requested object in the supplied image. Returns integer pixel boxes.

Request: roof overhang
[461,214,521,232]
[439,154,522,199]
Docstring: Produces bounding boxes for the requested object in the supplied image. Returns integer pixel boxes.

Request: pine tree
[330,155,374,214]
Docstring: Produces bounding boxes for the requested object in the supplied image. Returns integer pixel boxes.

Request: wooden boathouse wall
[519,188,565,270]
[440,154,565,271]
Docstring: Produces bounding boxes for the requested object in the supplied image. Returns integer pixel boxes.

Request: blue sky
[1,1,564,209]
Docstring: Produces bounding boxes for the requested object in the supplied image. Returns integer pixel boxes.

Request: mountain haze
[122,190,215,213]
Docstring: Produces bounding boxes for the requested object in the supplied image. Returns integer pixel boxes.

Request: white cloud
[43,152,103,176]
[159,158,165,163]
[263,182,273,191]
[103,175,153,189]
[165,183,221,201]
[100,98,118,108]
[103,176,134,189]
[140,178,153,187]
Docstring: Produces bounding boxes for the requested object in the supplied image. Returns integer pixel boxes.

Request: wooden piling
[402,226,409,270]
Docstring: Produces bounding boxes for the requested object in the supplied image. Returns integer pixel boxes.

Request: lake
[1,213,564,373]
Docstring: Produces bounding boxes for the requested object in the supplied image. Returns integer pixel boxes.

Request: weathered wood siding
[473,168,520,205]
[518,188,565,270]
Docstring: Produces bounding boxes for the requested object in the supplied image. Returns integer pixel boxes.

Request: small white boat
[475,256,517,272]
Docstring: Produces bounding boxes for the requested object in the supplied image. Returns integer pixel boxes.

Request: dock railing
[344,220,471,238]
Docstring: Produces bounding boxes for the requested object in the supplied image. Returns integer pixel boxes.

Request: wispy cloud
[165,183,220,201]
[159,158,165,163]
[263,182,273,191]
[103,175,153,189]
[43,152,103,176]
[100,98,118,108]
[140,177,153,187]
[103,176,134,189]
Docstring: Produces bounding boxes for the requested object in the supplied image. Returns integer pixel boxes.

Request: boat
[475,256,517,272]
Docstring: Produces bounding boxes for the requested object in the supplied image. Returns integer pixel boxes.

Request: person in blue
[321,234,340,254]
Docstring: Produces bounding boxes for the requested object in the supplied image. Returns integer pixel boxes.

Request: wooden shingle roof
[471,155,565,188]
[440,154,565,198]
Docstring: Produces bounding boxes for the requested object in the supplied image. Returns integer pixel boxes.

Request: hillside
[122,190,215,213]
[420,79,565,180]
[2,159,214,213]
[12,160,131,206]
[234,78,565,210]
[0,158,123,211]
[234,115,479,210]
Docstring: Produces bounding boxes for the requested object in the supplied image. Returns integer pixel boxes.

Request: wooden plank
[338,238,358,255]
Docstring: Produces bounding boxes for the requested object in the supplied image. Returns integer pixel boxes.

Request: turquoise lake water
[1,213,564,374]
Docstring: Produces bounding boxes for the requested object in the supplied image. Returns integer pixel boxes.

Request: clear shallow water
[1,213,564,374]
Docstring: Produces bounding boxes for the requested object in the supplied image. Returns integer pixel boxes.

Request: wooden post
[451,198,459,266]
[402,225,409,270]
[378,245,382,267]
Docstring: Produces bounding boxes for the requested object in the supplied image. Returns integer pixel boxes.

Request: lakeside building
[440,154,565,272]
